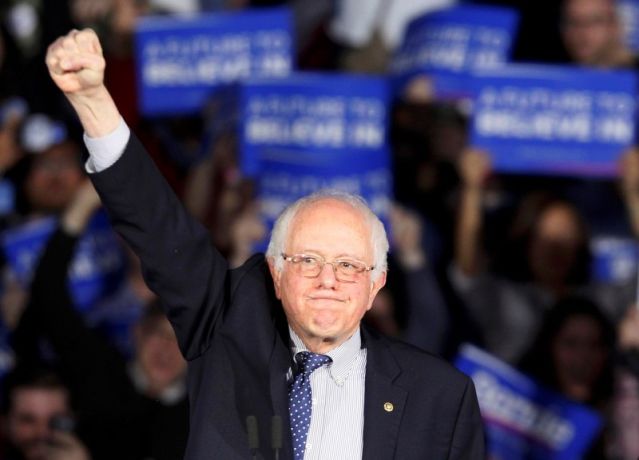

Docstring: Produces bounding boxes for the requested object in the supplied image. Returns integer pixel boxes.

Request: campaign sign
[256,149,392,251]
[238,73,390,176]
[135,8,293,115]
[0,180,15,217]
[618,0,639,52]
[225,73,391,249]
[470,65,637,176]
[590,236,639,284]
[455,344,602,460]
[1,211,126,311]
[390,5,518,99]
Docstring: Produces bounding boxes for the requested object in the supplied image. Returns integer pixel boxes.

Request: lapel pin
[383,402,394,412]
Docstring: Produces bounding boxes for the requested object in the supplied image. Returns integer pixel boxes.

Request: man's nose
[316,262,338,287]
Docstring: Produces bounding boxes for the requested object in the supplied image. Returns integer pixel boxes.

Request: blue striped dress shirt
[289,328,367,460]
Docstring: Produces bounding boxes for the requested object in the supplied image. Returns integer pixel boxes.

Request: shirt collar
[288,326,362,383]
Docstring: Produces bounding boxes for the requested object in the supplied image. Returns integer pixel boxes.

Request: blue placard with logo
[390,5,518,99]
[619,0,639,51]
[590,236,639,283]
[469,64,637,176]
[455,344,602,460]
[225,73,392,248]
[238,73,390,175]
[135,7,293,115]
[256,149,392,250]
[1,211,126,311]
[0,180,15,217]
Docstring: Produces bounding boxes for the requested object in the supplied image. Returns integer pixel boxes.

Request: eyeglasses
[281,253,374,283]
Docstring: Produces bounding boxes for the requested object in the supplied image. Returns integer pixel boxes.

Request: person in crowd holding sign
[45,28,484,459]
[560,0,638,69]
[519,296,615,407]
[8,179,189,460]
[450,147,599,364]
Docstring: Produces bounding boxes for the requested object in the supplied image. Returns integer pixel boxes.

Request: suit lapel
[361,327,408,460]
[269,302,294,460]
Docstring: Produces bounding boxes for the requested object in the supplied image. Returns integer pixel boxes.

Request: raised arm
[454,148,492,277]
[45,29,228,359]
[619,147,639,239]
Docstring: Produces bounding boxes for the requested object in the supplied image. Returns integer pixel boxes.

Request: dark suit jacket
[91,134,485,460]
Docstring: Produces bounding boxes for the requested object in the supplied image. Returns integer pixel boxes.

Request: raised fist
[46,28,119,138]
[46,29,105,98]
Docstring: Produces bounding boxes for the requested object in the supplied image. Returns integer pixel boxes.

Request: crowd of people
[0,0,638,459]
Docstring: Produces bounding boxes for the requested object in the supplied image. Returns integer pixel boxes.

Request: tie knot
[295,351,332,375]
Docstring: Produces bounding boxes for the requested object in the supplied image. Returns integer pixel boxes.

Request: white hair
[265,190,388,282]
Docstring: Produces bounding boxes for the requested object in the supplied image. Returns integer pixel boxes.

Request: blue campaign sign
[390,5,519,99]
[237,73,390,176]
[0,180,15,217]
[590,236,639,284]
[255,150,392,251]
[227,73,392,250]
[1,211,126,311]
[134,8,293,115]
[469,64,637,177]
[455,344,602,460]
[618,0,639,51]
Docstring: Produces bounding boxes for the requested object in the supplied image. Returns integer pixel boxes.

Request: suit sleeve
[89,134,228,359]
[448,377,485,459]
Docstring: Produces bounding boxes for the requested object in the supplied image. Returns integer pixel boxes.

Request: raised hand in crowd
[389,203,426,270]
[61,179,102,235]
[455,147,492,276]
[0,179,99,331]
[618,306,639,352]
[619,147,639,239]
[70,0,113,28]
[0,103,25,174]
[46,431,92,460]
[388,202,452,355]
[229,201,266,268]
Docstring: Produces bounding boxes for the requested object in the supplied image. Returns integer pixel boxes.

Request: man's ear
[366,271,387,312]
[267,258,282,299]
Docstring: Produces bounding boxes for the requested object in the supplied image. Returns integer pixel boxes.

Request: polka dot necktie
[288,351,332,460]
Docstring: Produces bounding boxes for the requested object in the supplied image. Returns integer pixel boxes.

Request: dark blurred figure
[519,296,615,459]
[6,114,85,222]
[560,0,638,68]
[21,138,83,218]
[555,0,639,238]
[391,101,468,264]
[519,296,614,405]
[452,148,599,363]
[0,366,91,460]
[9,181,188,460]
[610,307,639,459]
[494,192,591,292]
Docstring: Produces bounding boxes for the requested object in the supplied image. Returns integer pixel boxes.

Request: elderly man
[45,29,484,460]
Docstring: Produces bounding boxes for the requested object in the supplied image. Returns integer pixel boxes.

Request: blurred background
[1,0,639,458]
